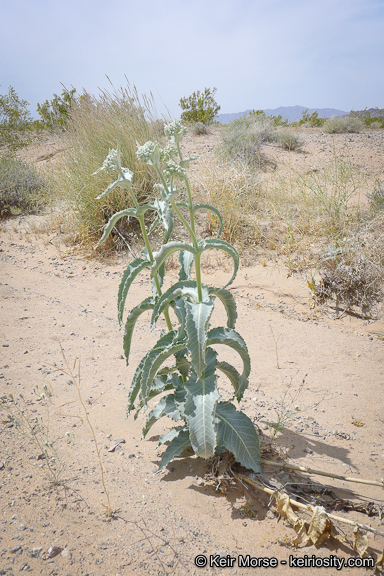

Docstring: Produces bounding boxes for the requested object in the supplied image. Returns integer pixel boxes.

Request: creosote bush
[0,155,48,218]
[95,121,262,473]
[179,87,220,125]
[50,82,165,246]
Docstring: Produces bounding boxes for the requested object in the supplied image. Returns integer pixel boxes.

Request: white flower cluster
[164,121,187,143]
[101,148,119,174]
[160,144,177,163]
[163,160,187,182]
[136,141,160,165]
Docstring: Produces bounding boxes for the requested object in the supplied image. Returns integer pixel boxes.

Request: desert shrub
[0,86,33,150]
[221,115,275,167]
[179,87,220,124]
[276,130,304,151]
[367,179,384,212]
[298,109,325,128]
[36,87,77,131]
[349,109,384,128]
[191,121,209,135]
[189,156,259,246]
[0,155,48,218]
[323,116,364,134]
[50,83,165,245]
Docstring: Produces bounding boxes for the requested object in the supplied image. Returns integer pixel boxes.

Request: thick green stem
[137,213,173,332]
[121,173,173,331]
[176,141,196,235]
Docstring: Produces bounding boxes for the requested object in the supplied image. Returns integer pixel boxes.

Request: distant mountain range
[217,105,349,124]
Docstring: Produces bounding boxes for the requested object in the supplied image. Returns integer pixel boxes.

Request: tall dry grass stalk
[50,80,167,247]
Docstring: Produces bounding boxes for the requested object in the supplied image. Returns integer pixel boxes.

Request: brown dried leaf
[275,492,310,547]
[376,546,384,568]
[352,527,369,558]
[308,506,333,546]
[276,492,300,526]
[292,519,310,547]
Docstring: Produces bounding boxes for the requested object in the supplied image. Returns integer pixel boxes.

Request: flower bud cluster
[160,144,177,163]
[101,148,119,174]
[164,121,187,143]
[136,141,160,165]
[163,160,187,182]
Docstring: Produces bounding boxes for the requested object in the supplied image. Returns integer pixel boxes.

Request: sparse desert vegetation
[1,86,384,575]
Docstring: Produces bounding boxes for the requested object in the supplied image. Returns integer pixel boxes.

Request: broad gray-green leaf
[183,348,219,459]
[179,250,194,281]
[97,208,138,247]
[215,402,262,474]
[157,427,182,447]
[153,198,174,243]
[140,331,187,401]
[199,239,239,287]
[185,299,214,378]
[150,281,209,331]
[123,297,154,365]
[135,373,184,414]
[151,241,196,280]
[208,287,237,328]
[95,175,129,200]
[173,297,187,338]
[207,327,251,401]
[158,428,191,470]
[216,361,241,396]
[175,350,190,377]
[194,203,223,238]
[118,258,151,325]
[126,355,146,416]
[142,394,181,438]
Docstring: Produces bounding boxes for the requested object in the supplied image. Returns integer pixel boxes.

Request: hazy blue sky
[1,0,383,118]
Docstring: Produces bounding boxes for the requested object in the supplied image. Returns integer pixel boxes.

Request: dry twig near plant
[235,471,384,563]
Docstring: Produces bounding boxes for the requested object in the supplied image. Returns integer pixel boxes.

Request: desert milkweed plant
[95,120,262,474]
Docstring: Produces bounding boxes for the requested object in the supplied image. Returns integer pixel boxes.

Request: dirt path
[1,221,383,576]
[1,127,384,575]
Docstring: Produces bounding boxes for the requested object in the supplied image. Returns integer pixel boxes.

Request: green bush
[323,116,364,134]
[349,109,384,129]
[179,87,220,124]
[0,86,33,150]
[51,83,166,245]
[36,87,77,131]
[221,115,275,166]
[298,109,325,127]
[0,155,48,218]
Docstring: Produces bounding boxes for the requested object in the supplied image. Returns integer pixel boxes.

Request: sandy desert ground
[1,127,384,576]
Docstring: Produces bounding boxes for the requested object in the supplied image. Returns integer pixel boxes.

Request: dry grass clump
[220,115,275,168]
[323,116,364,134]
[312,213,384,317]
[189,156,259,247]
[275,129,304,151]
[49,81,165,247]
